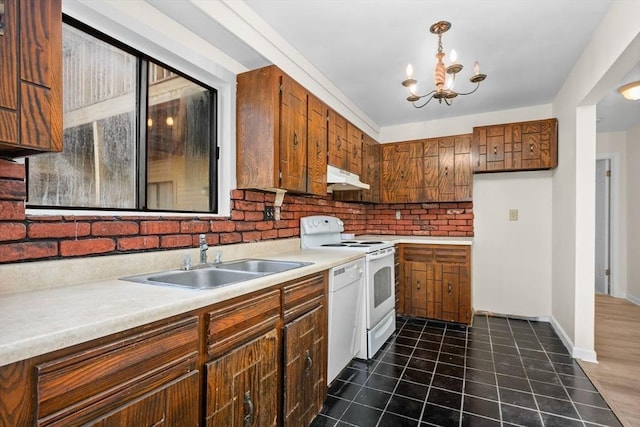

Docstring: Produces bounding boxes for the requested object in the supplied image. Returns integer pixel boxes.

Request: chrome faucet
[199,234,208,264]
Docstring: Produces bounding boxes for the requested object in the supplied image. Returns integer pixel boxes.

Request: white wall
[472,172,552,317]
[596,131,628,298]
[627,124,640,304]
[551,1,640,361]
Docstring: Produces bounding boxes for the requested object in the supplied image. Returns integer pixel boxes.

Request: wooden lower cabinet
[282,273,327,427]
[0,272,329,426]
[205,329,279,427]
[34,317,200,427]
[400,244,472,324]
[205,289,281,427]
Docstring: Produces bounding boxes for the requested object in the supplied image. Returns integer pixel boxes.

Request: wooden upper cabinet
[327,109,348,170]
[381,141,424,203]
[332,133,380,203]
[306,94,328,196]
[0,0,63,157]
[237,65,329,195]
[280,75,308,193]
[471,118,558,172]
[382,135,472,203]
[346,122,363,176]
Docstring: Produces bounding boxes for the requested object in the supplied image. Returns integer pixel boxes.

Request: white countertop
[0,235,471,367]
[358,235,473,245]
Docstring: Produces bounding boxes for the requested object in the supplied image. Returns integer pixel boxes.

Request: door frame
[596,152,621,297]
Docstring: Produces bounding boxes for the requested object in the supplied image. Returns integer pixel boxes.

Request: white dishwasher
[327,257,365,384]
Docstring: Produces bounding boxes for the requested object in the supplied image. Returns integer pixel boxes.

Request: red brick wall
[0,160,473,264]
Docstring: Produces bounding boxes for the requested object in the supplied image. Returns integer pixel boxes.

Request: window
[27,19,218,213]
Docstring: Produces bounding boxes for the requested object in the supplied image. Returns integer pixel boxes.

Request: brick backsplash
[0,159,473,264]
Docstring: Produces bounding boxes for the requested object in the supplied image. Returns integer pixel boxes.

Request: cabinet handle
[448,282,452,294]
[293,131,299,147]
[305,349,313,374]
[0,0,5,36]
[337,136,341,150]
[529,143,534,153]
[353,146,358,157]
[416,280,421,290]
[493,145,497,155]
[243,391,254,427]
[444,166,449,176]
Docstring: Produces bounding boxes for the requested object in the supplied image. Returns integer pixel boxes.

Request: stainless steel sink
[216,259,311,273]
[121,259,312,290]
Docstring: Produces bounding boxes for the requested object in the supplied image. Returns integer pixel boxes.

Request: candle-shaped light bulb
[409,83,417,95]
[474,61,480,75]
[406,64,414,79]
[450,49,458,64]
[444,74,454,90]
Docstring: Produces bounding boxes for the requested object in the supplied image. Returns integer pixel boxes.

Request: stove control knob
[313,219,319,227]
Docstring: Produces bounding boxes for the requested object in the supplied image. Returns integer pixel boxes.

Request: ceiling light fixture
[618,80,640,101]
[402,21,487,108]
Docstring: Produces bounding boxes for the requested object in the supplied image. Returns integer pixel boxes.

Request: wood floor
[578,294,640,427]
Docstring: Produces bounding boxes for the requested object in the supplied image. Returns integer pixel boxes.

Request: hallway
[579,295,640,427]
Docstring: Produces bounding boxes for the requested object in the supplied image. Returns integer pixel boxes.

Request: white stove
[300,216,396,362]
[300,216,393,253]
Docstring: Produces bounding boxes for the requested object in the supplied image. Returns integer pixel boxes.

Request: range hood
[326,164,370,193]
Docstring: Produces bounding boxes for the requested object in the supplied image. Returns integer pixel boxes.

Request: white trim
[627,294,640,306]
[25,209,226,219]
[549,314,598,362]
[596,152,621,297]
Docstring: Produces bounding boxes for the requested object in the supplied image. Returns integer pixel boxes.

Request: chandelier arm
[412,93,438,109]
[453,82,482,96]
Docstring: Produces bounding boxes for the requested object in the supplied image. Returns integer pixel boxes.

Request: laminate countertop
[0,235,472,367]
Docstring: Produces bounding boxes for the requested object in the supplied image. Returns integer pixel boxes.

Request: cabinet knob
[305,349,313,374]
[244,391,254,427]
[448,283,452,294]
[529,143,534,153]
[416,280,421,290]
[493,145,497,155]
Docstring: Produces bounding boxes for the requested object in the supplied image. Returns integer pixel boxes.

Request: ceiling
[148,0,639,133]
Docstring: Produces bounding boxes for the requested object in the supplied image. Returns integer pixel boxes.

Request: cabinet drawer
[35,316,199,426]
[282,273,325,323]
[207,289,281,359]
[402,244,469,265]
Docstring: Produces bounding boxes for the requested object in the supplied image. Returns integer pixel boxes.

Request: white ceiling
[150,0,639,133]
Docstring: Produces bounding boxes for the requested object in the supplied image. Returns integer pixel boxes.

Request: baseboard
[626,294,640,306]
[548,315,598,363]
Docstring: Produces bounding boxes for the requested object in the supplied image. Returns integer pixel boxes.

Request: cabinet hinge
[605,269,610,276]
[605,170,611,177]
[279,171,283,186]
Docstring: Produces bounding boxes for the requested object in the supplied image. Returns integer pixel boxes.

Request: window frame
[26,15,219,214]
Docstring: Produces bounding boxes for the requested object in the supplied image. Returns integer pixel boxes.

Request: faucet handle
[213,250,222,264]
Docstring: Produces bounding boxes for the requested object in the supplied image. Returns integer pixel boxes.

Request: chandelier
[401,21,487,108]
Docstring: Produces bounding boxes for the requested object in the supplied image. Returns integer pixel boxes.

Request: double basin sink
[122,259,312,290]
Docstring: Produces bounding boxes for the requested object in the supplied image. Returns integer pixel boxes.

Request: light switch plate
[396,211,401,220]
[509,209,519,221]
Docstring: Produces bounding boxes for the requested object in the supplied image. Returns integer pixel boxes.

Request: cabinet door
[283,305,325,427]
[206,329,279,427]
[327,109,347,170]
[346,122,363,175]
[405,261,427,318]
[306,94,328,196]
[280,75,308,192]
[438,138,455,201]
[0,0,62,157]
[453,135,473,201]
[441,267,460,322]
[381,142,423,203]
[423,138,439,200]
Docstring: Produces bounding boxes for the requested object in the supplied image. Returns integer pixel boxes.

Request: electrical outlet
[396,211,402,220]
[509,209,519,221]
[264,207,275,221]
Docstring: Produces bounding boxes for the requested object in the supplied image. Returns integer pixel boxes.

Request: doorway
[595,158,611,294]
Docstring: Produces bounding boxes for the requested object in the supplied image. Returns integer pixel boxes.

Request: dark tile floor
[312,315,622,427]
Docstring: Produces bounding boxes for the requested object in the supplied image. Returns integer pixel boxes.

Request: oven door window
[373,266,392,307]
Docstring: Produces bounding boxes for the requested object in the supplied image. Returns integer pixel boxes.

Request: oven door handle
[366,247,395,261]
